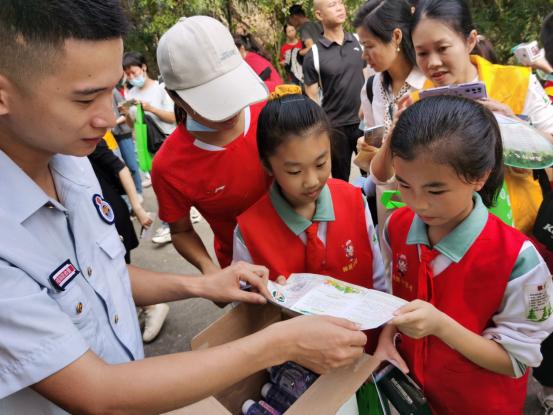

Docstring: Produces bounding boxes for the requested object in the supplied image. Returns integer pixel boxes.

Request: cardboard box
[168,302,379,415]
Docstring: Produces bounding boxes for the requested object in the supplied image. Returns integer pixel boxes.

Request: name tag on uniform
[49,259,80,291]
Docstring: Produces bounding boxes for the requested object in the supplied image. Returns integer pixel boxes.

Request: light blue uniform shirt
[0,150,143,414]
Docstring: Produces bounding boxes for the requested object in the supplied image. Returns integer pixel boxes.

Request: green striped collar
[406,193,488,263]
[269,182,335,236]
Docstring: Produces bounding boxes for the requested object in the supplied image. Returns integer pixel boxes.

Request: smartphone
[419,82,487,101]
[364,124,385,147]
[119,99,137,109]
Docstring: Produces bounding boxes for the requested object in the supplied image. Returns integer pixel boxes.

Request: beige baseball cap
[157,16,268,122]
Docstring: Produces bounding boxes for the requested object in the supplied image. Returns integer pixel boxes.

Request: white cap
[157,16,268,122]
[242,399,256,415]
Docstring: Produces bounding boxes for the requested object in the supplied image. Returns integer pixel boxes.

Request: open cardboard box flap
[169,303,379,415]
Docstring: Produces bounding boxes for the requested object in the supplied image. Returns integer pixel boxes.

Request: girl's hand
[134,207,152,229]
[139,100,153,112]
[391,299,448,339]
[374,324,409,373]
[275,275,287,285]
[477,98,515,118]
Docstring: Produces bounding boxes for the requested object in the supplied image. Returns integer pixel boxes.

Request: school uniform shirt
[151,102,272,268]
[233,179,386,292]
[383,193,553,414]
[0,150,143,414]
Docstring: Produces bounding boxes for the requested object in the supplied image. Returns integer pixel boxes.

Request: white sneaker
[190,206,203,224]
[151,225,171,244]
[142,303,169,343]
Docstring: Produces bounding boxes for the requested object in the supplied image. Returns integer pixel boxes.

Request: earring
[396,46,401,52]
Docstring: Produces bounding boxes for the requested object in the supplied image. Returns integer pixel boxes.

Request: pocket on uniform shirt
[97,231,125,260]
[96,230,132,293]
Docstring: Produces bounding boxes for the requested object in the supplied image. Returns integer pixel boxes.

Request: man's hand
[201,262,270,304]
[273,315,367,374]
[390,299,448,339]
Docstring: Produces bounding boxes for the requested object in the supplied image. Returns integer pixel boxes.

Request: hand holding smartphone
[364,124,385,147]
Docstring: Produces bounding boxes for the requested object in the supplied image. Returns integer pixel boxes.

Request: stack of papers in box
[267,273,407,330]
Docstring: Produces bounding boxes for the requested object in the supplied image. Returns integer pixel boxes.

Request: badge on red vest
[49,259,80,291]
[341,239,359,272]
[92,194,115,225]
[393,252,413,293]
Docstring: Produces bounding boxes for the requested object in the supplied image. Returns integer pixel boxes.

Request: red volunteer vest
[238,179,374,287]
[388,207,528,415]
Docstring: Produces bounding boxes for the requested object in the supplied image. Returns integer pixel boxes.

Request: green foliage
[123,0,553,76]
[469,0,553,64]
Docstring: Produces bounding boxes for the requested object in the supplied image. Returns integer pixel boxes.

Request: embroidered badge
[397,254,408,277]
[525,282,553,322]
[92,194,115,225]
[393,253,413,292]
[341,240,358,272]
[49,259,80,291]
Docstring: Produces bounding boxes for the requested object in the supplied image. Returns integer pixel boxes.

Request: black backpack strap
[534,169,552,195]
[366,75,375,104]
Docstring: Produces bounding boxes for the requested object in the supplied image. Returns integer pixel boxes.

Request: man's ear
[0,74,13,116]
[314,9,323,23]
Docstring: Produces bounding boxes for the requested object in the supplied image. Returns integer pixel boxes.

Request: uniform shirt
[383,193,553,376]
[151,103,272,267]
[233,182,387,292]
[0,150,143,414]
[303,31,366,127]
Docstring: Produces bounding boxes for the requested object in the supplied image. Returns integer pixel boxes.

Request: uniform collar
[405,67,427,90]
[319,31,354,48]
[0,150,90,223]
[406,193,488,263]
[269,182,335,236]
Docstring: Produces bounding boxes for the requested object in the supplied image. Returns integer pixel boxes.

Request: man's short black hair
[541,12,553,66]
[289,4,306,16]
[0,0,129,88]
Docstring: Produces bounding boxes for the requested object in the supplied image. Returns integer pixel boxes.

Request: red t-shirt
[244,52,283,92]
[280,40,302,62]
[151,102,272,267]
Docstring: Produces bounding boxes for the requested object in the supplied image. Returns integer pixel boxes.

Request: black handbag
[143,113,168,154]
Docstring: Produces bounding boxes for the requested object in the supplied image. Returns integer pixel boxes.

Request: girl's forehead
[393,154,459,183]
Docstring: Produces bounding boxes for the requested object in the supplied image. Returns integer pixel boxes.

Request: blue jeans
[117,136,142,194]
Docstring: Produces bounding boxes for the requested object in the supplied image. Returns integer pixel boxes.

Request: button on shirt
[0,150,143,414]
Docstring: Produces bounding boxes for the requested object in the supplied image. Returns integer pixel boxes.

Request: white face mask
[129,75,145,88]
[185,116,218,132]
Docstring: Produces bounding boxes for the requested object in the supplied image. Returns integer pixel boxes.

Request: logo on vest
[543,223,553,236]
[397,254,408,276]
[525,282,552,322]
[393,253,413,292]
[341,240,358,272]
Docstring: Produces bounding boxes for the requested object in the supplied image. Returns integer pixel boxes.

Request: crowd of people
[0,0,553,414]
